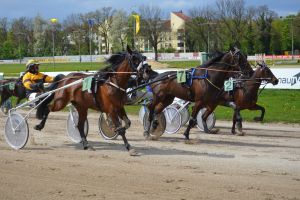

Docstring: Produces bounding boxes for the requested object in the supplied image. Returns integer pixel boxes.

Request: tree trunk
[154,45,158,61]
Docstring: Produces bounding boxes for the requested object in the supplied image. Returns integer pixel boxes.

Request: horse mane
[96,52,127,79]
[201,51,226,68]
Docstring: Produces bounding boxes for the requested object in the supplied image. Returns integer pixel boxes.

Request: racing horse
[144,50,242,141]
[34,46,145,155]
[219,61,278,134]
[0,78,26,110]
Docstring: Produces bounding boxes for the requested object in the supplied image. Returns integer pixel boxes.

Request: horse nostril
[274,79,279,85]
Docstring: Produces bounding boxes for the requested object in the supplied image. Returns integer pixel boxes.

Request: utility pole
[16,32,25,64]
[88,19,94,68]
[50,18,58,70]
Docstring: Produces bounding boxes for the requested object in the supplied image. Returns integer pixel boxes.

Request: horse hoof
[183,133,189,140]
[150,136,159,141]
[83,145,95,151]
[152,121,158,129]
[129,149,140,156]
[87,145,95,151]
[184,139,199,144]
[34,125,43,131]
[236,132,245,136]
[210,128,220,134]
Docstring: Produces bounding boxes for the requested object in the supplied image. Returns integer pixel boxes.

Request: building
[139,10,190,53]
[98,11,190,53]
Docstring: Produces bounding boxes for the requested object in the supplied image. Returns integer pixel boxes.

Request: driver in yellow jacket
[22,59,54,101]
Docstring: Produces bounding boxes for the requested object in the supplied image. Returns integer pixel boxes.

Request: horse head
[126,45,145,72]
[231,47,254,78]
[214,50,241,79]
[257,61,278,85]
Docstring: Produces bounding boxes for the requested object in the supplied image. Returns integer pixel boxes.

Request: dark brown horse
[144,50,242,140]
[34,46,145,155]
[219,61,278,134]
[0,78,26,108]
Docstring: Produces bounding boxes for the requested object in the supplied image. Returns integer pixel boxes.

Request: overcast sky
[1,0,299,21]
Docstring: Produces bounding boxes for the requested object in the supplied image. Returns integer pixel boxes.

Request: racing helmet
[26,59,40,73]
[26,59,40,71]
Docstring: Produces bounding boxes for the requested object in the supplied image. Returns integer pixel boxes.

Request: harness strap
[205,78,221,91]
[91,80,102,111]
[107,81,126,92]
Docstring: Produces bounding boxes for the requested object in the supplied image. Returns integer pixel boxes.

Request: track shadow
[63,140,235,158]
[199,139,300,149]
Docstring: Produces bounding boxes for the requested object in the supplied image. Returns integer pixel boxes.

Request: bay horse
[219,61,278,134]
[34,46,145,155]
[0,78,26,109]
[144,50,242,141]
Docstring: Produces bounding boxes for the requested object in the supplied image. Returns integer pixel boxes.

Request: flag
[132,14,140,34]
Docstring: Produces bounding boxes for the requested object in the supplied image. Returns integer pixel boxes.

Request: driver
[22,59,54,101]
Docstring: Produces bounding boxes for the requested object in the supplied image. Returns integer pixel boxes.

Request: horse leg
[119,107,131,129]
[183,101,203,140]
[75,105,93,150]
[34,94,57,131]
[110,111,138,156]
[34,106,50,131]
[202,105,219,134]
[252,104,265,121]
[231,109,238,134]
[235,110,244,134]
[144,102,155,138]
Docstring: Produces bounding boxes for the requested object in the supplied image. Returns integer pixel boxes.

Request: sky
[1,0,299,21]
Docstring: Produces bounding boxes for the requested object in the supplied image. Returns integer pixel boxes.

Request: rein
[205,78,221,90]
[196,66,241,73]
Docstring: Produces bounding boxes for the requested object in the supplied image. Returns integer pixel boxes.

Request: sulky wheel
[164,106,182,134]
[143,111,166,139]
[5,112,29,149]
[98,113,119,140]
[66,106,89,143]
[196,108,216,131]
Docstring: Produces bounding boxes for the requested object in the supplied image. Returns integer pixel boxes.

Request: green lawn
[124,90,300,123]
[0,62,107,77]
[160,61,200,68]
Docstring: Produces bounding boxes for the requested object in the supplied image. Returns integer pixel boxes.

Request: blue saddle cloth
[187,68,208,86]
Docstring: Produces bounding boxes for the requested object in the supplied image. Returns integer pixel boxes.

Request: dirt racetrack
[0,111,299,200]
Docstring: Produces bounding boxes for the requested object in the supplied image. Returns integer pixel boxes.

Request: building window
[178,43,184,47]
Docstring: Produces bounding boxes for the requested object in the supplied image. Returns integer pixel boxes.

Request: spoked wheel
[66,106,89,143]
[143,111,166,139]
[5,112,29,149]
[98,113,119,140]
[1,99,12,116]
[164,106,182,134]
[196,108,216,131]
[138,105,148,124]
[180,107,190,126]
[171,103,190,126]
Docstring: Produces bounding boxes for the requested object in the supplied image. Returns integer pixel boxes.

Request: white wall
[38,68,300,90]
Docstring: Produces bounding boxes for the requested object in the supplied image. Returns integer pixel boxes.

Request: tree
[187,6,220,52]
[0,17,8,59]
[86,7,116,54]
[216,0,248,49]
[110,10,129,52]
[254,5,277,54]
[139,5,167,61]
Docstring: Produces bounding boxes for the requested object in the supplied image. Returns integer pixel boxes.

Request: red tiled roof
[173,11,190,21]
[163,20,171,29]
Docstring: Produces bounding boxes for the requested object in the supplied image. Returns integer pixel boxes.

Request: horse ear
[127,45,133,55]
